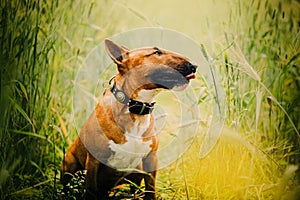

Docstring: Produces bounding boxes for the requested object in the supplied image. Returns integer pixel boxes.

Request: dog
[61,39,197,199]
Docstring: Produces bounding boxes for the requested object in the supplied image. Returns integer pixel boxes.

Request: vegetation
[0,0,299,199]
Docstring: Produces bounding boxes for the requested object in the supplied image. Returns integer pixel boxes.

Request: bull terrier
[61,39,197,199]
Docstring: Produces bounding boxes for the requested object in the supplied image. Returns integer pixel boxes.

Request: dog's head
[105,39,197,101]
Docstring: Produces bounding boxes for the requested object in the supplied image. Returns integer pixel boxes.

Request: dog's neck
[134,89,160,103]
[109,76,160,115]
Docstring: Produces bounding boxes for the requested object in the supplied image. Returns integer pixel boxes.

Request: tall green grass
[0,0,113,198]
[0,0,299,199]
[223,0,300,166]
[1,1,57,198]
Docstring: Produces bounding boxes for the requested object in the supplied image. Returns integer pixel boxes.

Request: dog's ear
[105,39,129,66]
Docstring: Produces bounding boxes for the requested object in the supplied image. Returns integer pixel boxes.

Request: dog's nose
[190,63,197,73]
[186,62,197,74]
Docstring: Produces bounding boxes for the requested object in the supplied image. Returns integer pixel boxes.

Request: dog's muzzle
[146,61,197,89]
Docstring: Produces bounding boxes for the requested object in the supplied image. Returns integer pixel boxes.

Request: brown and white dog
[61,39,197,199]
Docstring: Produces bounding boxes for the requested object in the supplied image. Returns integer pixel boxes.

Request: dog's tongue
[186,73,196,80]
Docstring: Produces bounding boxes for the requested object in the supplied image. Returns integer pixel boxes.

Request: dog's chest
[107,116,152,169]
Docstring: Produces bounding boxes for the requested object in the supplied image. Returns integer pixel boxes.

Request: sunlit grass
[157,128,280,199]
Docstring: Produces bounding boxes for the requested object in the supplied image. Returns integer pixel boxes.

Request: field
[1,0,300,199]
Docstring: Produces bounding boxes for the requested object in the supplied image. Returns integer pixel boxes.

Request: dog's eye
[153,48,162,55]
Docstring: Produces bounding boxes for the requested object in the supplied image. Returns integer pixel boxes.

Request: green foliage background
[0,0,299,199]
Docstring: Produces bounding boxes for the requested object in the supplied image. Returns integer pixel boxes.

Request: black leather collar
[110,79,156,115]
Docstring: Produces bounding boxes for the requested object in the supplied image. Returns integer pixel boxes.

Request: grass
[158,129,277,199]
[0,0,299,199]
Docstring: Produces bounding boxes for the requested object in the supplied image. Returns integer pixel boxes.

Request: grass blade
[9,97,35,131]
[10,129,46,140]
[255,89,262,133]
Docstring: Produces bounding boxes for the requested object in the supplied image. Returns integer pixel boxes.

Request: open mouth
[172,72,196,91]
[185,73,196,80]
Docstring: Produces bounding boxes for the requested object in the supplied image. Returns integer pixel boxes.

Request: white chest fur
[107,115,152,169]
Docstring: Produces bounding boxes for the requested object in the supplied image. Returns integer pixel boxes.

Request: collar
[109,78,156,115]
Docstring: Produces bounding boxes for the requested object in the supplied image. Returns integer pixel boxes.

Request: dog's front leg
[143,151,158,200]
[85,153,100,199]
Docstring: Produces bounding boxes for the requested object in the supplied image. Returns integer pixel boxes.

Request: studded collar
[109,78,156,115]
